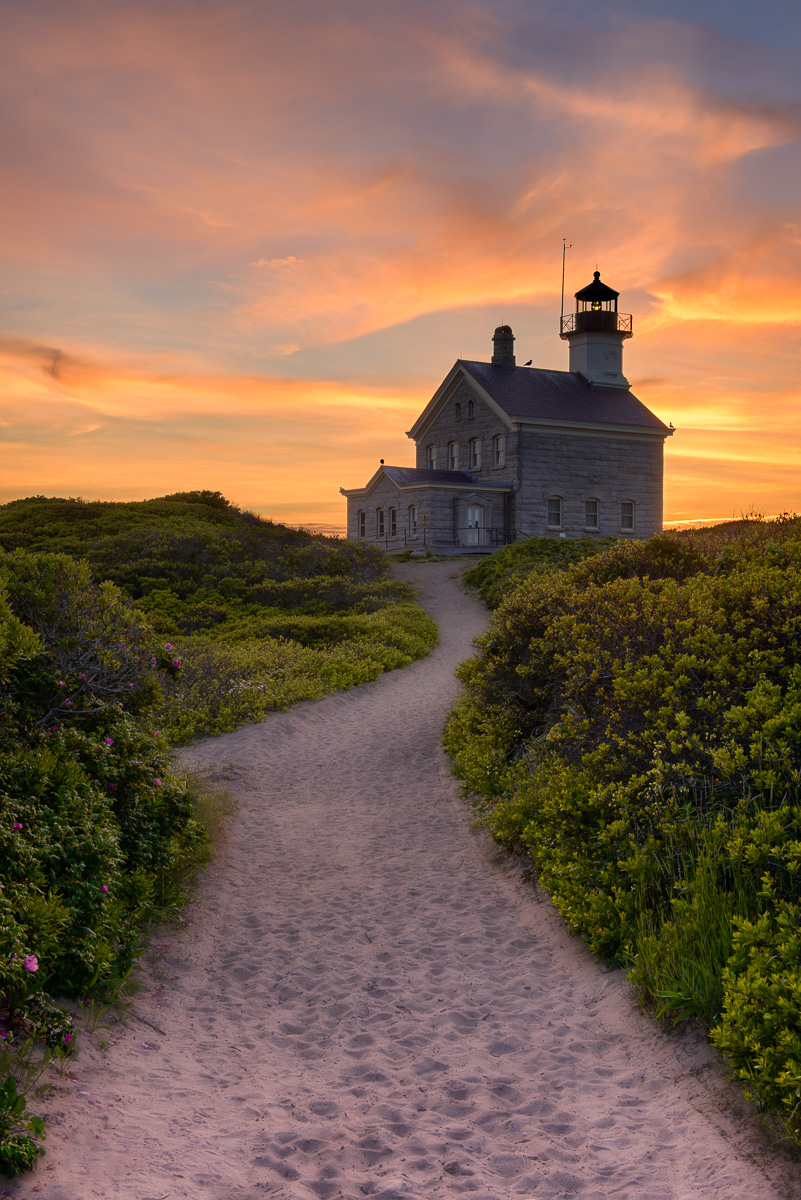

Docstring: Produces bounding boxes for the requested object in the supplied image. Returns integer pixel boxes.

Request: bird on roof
[524,359,532,366]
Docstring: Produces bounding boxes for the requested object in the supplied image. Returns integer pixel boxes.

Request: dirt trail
[10,561,797,1200]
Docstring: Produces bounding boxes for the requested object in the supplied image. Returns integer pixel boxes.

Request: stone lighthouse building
[340,271,673,551]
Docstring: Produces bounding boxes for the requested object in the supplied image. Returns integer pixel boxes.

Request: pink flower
[23,956,38,973]
[172,659,181,668]
[101,885,108,893]
[150,657,157,667]
[64,699,72,707]
[154,778,162,787]
[104,737,114,746]
[12,823,22,830]
[153,729,160,737]
[129,683,134,689]
[80,673,88,681]
[64,1033,74,1047]
[57,680,65,687]
[164,643,172,650]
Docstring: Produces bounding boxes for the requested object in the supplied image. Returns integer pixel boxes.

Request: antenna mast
[560,238,572,331]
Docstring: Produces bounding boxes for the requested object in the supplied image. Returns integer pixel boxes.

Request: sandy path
[8,561,797,1200]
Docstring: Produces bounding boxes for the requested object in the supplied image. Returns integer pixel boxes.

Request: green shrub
[445,519,801,1141]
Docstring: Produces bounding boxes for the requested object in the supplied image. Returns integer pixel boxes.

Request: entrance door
[465,506,483,545]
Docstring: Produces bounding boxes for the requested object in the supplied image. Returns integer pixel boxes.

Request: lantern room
[561,271,633,338]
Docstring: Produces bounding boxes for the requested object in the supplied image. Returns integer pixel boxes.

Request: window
[426,444,436,469]
[448,441,458,471]
[547,496,562,527]
[469,438,481,469]
[621,500,635,530]
[585,499,599,529]
[388,507,397,537]
[408,505,417,533]
[455,402,461,420]
[467,399,474,418]
[493,434,506,467]
[358,510,365,538]
[377,508,385,537]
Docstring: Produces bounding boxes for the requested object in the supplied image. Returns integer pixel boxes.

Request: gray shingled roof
[383,467,473,486]
[461,362,670,432]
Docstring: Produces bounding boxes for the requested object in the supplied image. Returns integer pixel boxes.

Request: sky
[2,0,801,533]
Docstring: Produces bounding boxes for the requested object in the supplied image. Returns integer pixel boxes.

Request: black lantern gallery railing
[560,311,633,337]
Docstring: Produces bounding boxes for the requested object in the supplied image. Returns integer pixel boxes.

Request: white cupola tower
[560,270,632,388]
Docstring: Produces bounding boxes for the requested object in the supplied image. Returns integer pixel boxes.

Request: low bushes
[0,494,437,743]
[0,547,210,1172]
[444,520,801,1143]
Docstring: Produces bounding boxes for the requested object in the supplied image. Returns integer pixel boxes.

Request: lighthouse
[560,270,633,388]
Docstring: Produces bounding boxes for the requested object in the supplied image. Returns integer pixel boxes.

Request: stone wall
[513,428,664,538]
[414,377,515,484]
[346,476,508,549]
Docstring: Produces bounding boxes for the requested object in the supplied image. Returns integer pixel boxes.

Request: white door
[465,506,483,545]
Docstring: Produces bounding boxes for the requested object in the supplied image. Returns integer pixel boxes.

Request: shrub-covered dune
[0,493,437,742]
[445,519,801,1145]
[0,492,436,1174]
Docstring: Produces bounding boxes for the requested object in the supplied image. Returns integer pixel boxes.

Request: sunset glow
[3,0,800,531]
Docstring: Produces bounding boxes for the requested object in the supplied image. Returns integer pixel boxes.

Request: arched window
[547,496,562,528]
[426,444,436,469]
[584,498,599,529]
[358,510,365,538]
[377,508,385,537]
[493,434,506,467]
[448,441,458,471]
[621,500,635,531]
[388,507,397,537]
[469,438,481,469]
[408,505,417,533]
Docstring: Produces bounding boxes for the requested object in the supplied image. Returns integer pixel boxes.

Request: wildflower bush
[0,493,437,743]
[0,547,209,1173]
[444,518,801,1143]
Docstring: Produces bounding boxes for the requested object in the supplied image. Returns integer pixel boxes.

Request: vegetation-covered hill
[0,493,437,742]
[445,517,801,1145]
[0,492,437,1173]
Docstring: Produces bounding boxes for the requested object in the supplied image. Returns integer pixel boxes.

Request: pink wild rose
[23,956,38,973]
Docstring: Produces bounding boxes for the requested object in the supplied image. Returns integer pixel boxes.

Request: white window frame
[448,441,458,471]
[358,510,365,538]
[493,434,506,467]
[408,504,417,533]
[377,507,385,537]
[426,444,436,469]
[467,399,474,418]
[584,498,599,530]
[388,507,397,537]
[547,496,563,528]
[621,500,635,531]
[454,402,461,420]
[469,438,481,469]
